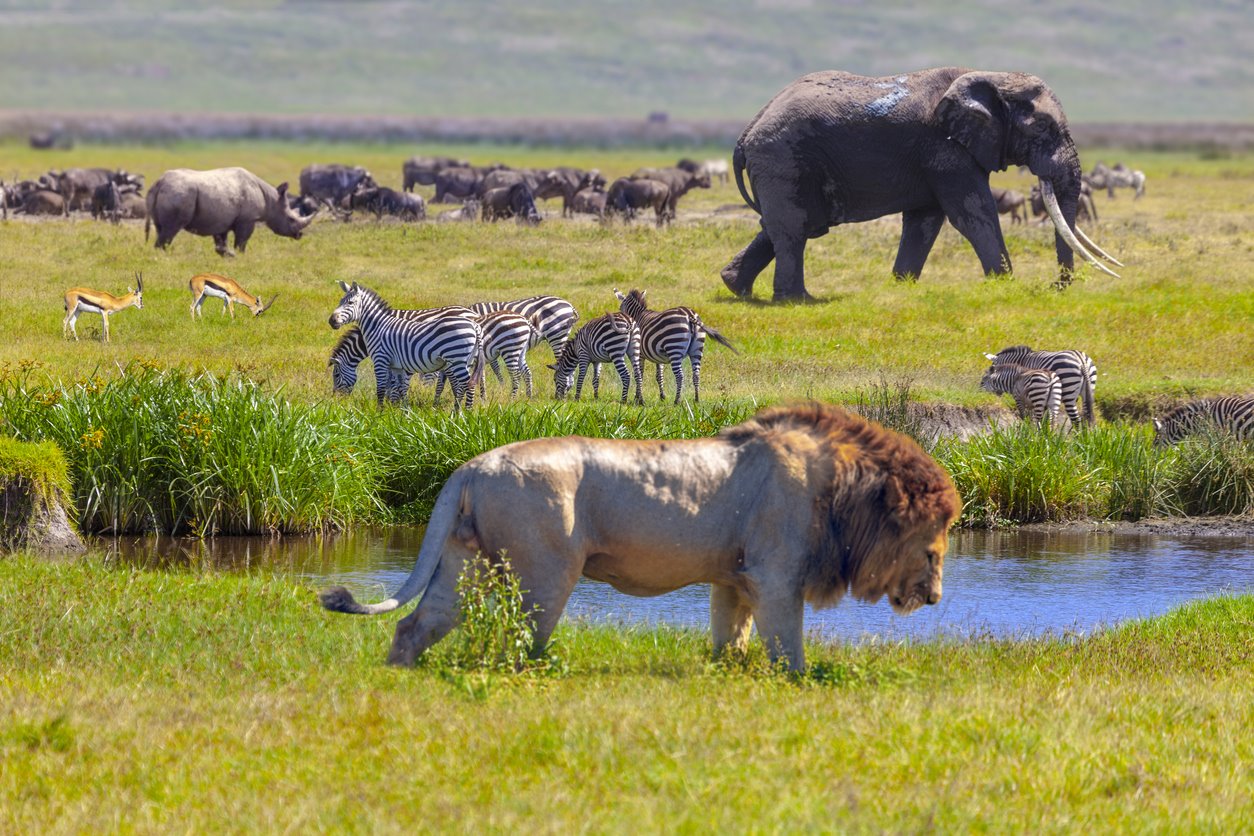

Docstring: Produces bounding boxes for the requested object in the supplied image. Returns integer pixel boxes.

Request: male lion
[320,404,961,671]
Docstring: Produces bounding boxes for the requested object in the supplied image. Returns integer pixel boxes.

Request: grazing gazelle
[63,272,144,342]
[188,273,278,319]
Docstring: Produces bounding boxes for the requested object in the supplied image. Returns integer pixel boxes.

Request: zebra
[473,310,543,398]
[328,282,482,411]
[984,345,1097,426]
[1153,396,1254,446]
[980,363,1063,426]
[328,303,477,396]
[613,288,738,404]
[549,312,643,404]
[469,295,579,360]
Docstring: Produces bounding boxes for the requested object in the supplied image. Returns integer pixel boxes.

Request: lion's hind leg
[387,550,467,666]
[710,584,754,658]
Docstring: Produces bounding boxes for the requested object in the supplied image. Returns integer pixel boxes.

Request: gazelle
[188,273,278,319]
[63,272,144,342]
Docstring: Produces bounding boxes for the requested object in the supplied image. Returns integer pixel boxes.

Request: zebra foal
[981,363,1063,426]
[470,295,579,360]
[984,345,1097,426]
[614,288,737,404]
[329,303,477,395]
[549,312,643,404]
[1153,396,1253,446]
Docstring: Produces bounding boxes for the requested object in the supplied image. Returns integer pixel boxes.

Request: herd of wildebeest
[5,147,1248,447]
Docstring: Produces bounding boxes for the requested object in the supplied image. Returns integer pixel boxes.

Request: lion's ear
[883,476,910,516]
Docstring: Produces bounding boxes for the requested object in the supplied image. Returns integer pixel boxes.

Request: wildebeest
[146,167,313,257]
[402,156,470,191]
[57,168,142,215]
[433,166,485,204]
[990,187,1026,225]
[91,181,123,223]
[299,164,375,207]
[1030,182,1097,224]
[481,183,541,225]
[350,187,426,221]
[606,177,672,227]
[477,169,545,198]
[570,186,607,219]
[677,158,730,186]
[17,190,65,215]
[631,167,711,218]
[534,168,603,217]
[117,191,146,219]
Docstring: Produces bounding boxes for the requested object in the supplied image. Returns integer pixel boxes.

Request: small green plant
[437,550,561,675]
[853,376,926,444]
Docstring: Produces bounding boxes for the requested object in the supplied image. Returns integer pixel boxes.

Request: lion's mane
[721,403,961,607]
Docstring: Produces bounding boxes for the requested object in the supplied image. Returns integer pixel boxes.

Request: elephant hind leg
[720,230,775,297]
[769,232,811,302]
[893,207,946,280]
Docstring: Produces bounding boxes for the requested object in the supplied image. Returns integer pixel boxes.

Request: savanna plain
[1,140,1252,830]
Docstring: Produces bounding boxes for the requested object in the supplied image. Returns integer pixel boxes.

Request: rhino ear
[936,73,1008,172]
[276,182,290,198]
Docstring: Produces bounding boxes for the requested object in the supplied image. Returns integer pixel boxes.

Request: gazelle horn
[261,294,279,314]
[1040,180,1120,279]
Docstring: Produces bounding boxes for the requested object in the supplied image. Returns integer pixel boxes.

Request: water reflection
[97,527,1253,641]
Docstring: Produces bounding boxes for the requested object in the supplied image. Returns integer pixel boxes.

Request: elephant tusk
[1041,180,1120,279]
[1074,225,1125,267]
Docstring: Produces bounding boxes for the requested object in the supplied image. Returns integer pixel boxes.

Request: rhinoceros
[146,167,313,257]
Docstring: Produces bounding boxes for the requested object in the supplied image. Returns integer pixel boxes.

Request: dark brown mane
[722,403,961,605]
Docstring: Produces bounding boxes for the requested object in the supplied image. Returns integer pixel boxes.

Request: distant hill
[0,0,1249,124]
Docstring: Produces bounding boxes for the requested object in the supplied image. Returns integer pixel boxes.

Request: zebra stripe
[552,312,643,404]
[981,363,1063,425]
[614,288,737,404]
[470,295,578,359]
[328,284,482,411]
[1153,396,1254,446]
[328,304,478,395]
[986,345,1097,426]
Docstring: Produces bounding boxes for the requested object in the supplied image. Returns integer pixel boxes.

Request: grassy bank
[1,363,1249,533]
[0,141,1250,410]
[0,555,1250,830]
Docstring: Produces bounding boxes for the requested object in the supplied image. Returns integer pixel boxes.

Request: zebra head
[329,281,364,330]
[548,344,577,399]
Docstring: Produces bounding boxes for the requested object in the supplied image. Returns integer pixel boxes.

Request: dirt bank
[1017,516,1254,539]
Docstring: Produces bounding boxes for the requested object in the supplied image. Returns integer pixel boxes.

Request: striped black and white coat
[469,295,578,361]
[329,303,476,396]
[1153,396,1254,446]
[328,283,482,411]
[980,363,1063,425]
[550,312,643,404]
[614,288,737,404]
[985,345,1097,426]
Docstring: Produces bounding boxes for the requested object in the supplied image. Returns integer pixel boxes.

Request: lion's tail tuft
[319,585,402,615]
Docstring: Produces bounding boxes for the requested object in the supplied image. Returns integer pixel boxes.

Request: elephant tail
[319,467,471,616]
[733,143,759,215]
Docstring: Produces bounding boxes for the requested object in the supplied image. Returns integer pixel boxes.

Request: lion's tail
[319,468,471,615]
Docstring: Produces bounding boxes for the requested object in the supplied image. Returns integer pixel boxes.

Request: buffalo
[351,187,426,221]
[146,167,313,257]
[299,164,375,207]
[606,177,672,227]
[402,156,470,191]
[481,183,541,225]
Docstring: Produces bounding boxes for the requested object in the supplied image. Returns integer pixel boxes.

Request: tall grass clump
[1072,423,1174,520]
[853,377,927,445]
[1165,430,1254,516]
[0,362,381,535]
[936,423,1103,525]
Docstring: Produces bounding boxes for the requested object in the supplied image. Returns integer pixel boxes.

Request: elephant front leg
[937,187,1012,276]
[720,230,775,297]
[893,207,946,280]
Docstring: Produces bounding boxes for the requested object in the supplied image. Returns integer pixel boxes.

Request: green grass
[0,554,1250,830]
[1,141,1250,412]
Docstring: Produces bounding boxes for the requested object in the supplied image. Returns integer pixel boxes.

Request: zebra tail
[1082,370,1096,425]
[703,324,739,355]
[319,468,471,615]
[469,339,488,391]
[732,142,758,215]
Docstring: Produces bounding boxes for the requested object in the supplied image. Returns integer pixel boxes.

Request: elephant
[145,167,313,257]
[720,67,1122,300]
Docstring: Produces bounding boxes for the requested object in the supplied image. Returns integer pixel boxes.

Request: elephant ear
[936,73,1009,172]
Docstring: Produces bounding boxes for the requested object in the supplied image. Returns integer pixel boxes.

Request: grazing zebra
[1153,396,1254,446]
[469,295,579,360]
[328,283,482,411]
[474,310,543,398]
[613,288,738,404]
[980,363,1063,425]
[549,312,643,404]
[984,345,1097,426]
[328,303,478,395]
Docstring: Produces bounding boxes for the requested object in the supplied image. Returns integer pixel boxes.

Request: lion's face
[851,518,950,615]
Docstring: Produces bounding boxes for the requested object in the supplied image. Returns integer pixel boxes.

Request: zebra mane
[999,344,1033,353]
[624,289,648,308]
[328,326,363,365]
[353,285,392,314]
